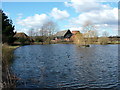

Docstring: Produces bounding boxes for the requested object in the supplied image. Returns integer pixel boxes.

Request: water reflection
[11,44,119,88]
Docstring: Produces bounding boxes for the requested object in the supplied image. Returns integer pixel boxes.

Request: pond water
[11,44,119,89]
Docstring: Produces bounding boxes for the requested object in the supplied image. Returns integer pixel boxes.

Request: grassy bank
[33,41,120,45]
[108,41,120,44]
[32,41,74,45]
[2,44,19,88]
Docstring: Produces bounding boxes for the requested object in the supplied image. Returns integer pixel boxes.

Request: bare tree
[28,28,35,37]
[98,31,109,45]
[88,30,98,43]
[74,32,84,46]
[82,21,98,45]
[40,20,58,44]
[38,26,48,44]
[82,21,94,33]
[29,28,40,42]
[102,31,109,37]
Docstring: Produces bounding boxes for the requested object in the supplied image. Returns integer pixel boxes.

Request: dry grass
[2,44,19,88]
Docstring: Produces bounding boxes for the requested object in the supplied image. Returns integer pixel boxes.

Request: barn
[54,30,72,41]
[70,31,81,41]
[14,32,34,44]
[14,32,29,38]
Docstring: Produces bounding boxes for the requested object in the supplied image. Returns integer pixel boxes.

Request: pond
[11,44,119,89]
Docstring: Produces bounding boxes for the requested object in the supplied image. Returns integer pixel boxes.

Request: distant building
[70,31,81,41]
[14,32,34,44]
[14,32,29,38]
[71,31,80,35]
[54,30,72,41]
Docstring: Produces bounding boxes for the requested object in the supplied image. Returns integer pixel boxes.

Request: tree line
[1,9,109,46]
[28,20,58,44]
[74,21,109,46]
[1,10,16,45]
[1,9,58,45]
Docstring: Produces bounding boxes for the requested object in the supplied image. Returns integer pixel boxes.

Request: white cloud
[67,7,118,36]
[69,27,82,31]
[64,24,83,31]
[65,0,111,12]
[16,28,29,34]
[70,8,118,25]
[65,0,118,26]
[17,14,49,28]
[50,8,70,20]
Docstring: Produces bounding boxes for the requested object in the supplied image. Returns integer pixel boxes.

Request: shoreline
[2,44,20,88]
[2,43,119,88]
[7,44,118,88]
[23,41,120,45]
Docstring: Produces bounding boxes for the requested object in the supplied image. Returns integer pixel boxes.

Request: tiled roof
[72,31,80,34]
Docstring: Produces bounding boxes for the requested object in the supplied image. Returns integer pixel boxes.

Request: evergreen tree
[1,10,16,44]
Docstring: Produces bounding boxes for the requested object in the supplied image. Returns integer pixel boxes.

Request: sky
[2,0,119,36]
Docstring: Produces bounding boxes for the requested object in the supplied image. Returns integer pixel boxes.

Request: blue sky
[2,0,118,36]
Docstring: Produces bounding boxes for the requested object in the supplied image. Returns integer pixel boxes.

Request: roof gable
[55,30,71,37]
[14,32,28,38]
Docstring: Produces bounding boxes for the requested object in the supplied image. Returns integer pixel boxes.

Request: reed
[2,44,19,88]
